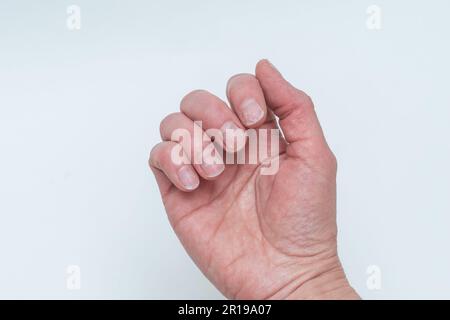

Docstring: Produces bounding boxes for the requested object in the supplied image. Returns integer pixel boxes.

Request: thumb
[255,59,327,156]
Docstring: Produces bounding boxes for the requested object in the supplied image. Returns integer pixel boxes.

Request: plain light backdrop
[0,0,449,299]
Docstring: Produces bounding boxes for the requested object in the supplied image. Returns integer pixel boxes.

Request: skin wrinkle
[280,260,342,300]
[278,249,341,300]
[257,168,326,254]
[264,270,308,300]
[257,246,306,299]
[258,196,335,260]
[260,248,320,300]
[204,210,227,275]
[263,255,324,300]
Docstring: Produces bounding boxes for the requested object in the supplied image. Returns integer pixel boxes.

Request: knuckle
[293,89,314,109]
[150,142,176,168]
[180,89,210,107]
[226,73,255,95]
[159,112,182,134]
[311,144,337,175]
[323,149,338,174]
[148,143,162,167]
[228,73,254,82]
[328,151,338,172]
[161,111,181,124]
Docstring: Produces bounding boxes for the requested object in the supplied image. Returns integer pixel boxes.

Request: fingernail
[221,121,246,152]
[178,166,199,190]
[202,163,224,178]
[221,121,239,142]
[221,121,239,132]
[240,98,264,126]
[201,154,225,178]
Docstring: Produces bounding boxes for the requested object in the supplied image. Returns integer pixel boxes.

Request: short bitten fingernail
[240,98,264,126]
[221,121,239,142]
[202,161,224,178]
[177,166,199,190]
[201,150,225,177]
[221,121,246,152]
[221,121,239,133]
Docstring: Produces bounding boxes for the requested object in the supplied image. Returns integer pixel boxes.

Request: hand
[149,60,359,299]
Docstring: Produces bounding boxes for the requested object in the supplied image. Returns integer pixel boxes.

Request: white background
[0,0,449,299]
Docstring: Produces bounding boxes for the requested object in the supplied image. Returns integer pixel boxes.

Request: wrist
[286,256,360,300]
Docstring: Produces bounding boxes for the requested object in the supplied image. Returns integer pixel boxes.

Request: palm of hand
[160,131,337,299]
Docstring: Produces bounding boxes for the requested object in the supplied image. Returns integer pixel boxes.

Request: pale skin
[149,60,359,299]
